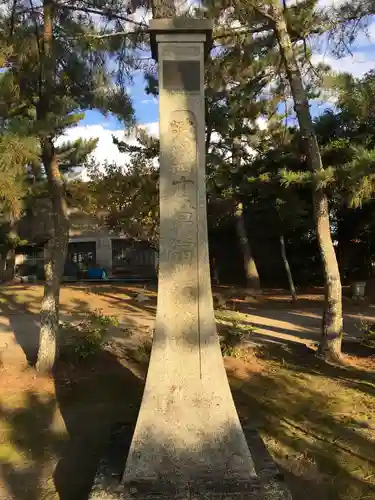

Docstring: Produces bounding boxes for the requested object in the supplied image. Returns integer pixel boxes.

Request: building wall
[68,210,113,272]
[96,237,112,270]
[12,208,156,279]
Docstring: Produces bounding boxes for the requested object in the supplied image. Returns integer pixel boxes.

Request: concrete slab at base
[90,479,289,500]
[89,424,292,500]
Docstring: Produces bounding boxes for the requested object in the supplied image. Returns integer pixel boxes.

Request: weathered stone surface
[121,23,257,485]
[89,424,292,500]
[90,17,293,500]
[149,18,212,60]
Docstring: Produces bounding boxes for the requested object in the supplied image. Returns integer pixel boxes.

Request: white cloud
[256,116,268,131]
[316,0,346,7]
[140,121,159,138]
[286,1,375,78]
[311,51,375,77]
[128,7,152,26]
[55,122,159,177]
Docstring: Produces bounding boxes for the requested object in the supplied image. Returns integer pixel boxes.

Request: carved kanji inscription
[169,110,197,178]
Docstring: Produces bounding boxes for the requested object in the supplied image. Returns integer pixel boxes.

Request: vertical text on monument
[166,110,198,266]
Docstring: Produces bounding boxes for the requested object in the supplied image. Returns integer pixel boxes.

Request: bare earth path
[0,284,373,365]
[0,284,374,500]
[242,307,374,346]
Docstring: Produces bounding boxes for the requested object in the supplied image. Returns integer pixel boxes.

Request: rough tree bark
[36,140,69,372]
[0,247,15,282]
[234,202,260,291]
[279,234,297,301]
[150,0,176,18]
[271,1,343,361]
[0,216,17,281]
[36,0,69,372]
[232,137,260,291]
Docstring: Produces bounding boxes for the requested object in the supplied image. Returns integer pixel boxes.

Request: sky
[58,1,375,168]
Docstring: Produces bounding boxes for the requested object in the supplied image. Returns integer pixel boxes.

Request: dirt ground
[0,284,374,500]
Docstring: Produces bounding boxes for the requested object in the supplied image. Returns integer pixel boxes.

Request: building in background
[11,206,157,281]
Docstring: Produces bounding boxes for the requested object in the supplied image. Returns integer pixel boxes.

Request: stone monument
[121,18,257,487]
[89,17,291,500]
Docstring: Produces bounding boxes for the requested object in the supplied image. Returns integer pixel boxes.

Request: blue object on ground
[88,267,107,280]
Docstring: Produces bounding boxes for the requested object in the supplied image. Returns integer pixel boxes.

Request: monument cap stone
[149,18,213,60]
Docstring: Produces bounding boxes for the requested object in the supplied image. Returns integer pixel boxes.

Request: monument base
[89,424,292,500]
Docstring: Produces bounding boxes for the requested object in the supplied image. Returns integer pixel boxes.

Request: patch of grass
[360,319,375,349]
[133,339,152,364]
[230,344,375,500]
[215,310,256,358]
[59,309,119,362]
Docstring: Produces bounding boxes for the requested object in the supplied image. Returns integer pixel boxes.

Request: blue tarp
[87,267,108,280]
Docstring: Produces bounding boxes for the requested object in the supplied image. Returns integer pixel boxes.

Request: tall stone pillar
[88,17,291,500]
[121,18,257,492]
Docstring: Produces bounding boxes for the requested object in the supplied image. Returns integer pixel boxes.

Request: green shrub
[215,311,256,357]
[219,321,246,357]
[134,339,153,363]
[60,309,119,361]
[360,319,375,349]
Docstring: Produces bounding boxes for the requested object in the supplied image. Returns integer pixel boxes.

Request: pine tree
[86,154,159,248]
[1,0,135,371]
[246,123,313,300]
[0,134,37,279]
[314,72,375,281]
[203,25,283,290]
[0,51,40,279]
[265,1,343,361]
[202,0,346,361]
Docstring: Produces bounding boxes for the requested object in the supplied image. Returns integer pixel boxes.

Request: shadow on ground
[0,285,374,499]
[0,349,144,500]
[229,343,375,500]
[53,350,143,500]
[0,290,40,364]
[0,285,146,499]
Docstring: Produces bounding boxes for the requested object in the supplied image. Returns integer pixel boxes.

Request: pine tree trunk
[234,202,260,291]
[36,0,69,372]
[37,238,58,371]
[272,2,343,362]
[1,251,8,281]
[2,218,17,281]
[211,255,220,285]
[151,0,175,18]
[36,143,69,372]
[279,234,297,301]
[5,247,16,281]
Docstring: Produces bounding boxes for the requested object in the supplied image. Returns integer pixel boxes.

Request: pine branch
[58,3,148,28]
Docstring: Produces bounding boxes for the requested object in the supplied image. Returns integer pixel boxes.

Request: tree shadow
[0,348,144,500]
[52,349,143,500]
[81,285,158,317]
[0,289,40,365]
[240,309,364,344]
[0,289,109,367]
[0,282,155,367]
[0,391,65,500]
[229,351,375,500]
[255,343,375,398]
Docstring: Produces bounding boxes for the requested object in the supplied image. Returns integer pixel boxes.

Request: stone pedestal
[90,424,291,499]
